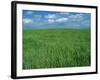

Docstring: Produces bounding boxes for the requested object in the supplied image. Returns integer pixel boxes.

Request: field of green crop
[23,29,90,69]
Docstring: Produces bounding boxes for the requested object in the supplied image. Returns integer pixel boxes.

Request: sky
[22,10,91,30]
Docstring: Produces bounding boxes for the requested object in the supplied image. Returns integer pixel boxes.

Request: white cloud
[45,14,56,19]
[68,13,83,21]
[48,19,55,23]
[26,11,33,14]
[56,18,68,22]
[33,15,42,20]
[23,18,33,24]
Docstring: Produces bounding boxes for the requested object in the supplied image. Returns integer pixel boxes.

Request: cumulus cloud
[45,13,70,23]
[48,19,55,23]
[56,18,68,22]
[68,13,83,21]
[32,15,42,21]
[23,10,90,29]
[45,14,56,19]
[23,18,33,24]
[47,17,68,23]
[26,11,33,14]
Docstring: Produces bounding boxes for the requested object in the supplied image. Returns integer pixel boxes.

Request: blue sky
[22,10,91,30]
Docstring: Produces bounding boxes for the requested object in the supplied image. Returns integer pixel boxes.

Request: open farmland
[23,29,90,69]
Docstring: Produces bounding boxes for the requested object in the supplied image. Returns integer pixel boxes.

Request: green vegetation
[23,29,90,69]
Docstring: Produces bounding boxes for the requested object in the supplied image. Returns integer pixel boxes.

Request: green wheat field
[23,29,91,69]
